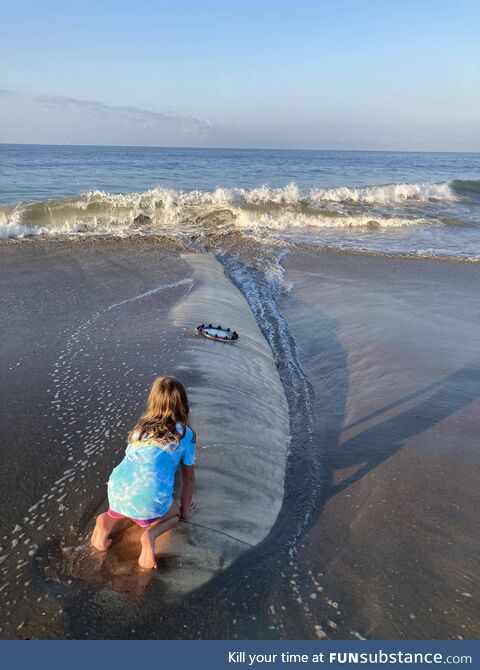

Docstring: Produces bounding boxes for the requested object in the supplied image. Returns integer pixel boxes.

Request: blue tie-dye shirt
[107,423,196,520]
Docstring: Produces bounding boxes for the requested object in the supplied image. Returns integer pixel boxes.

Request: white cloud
[35,93,212,136]
[0,90,213,144]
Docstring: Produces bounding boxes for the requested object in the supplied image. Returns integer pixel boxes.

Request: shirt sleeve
[181,426,196,466]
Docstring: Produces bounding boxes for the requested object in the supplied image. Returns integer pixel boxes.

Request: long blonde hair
[129,376,189,444]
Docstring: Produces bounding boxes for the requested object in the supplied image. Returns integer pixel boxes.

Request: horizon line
[1,142,479,155]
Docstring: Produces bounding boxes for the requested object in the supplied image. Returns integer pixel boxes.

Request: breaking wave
[0,180,471,241]
[245,181,458,205]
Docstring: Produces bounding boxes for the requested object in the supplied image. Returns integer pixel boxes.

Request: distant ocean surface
[1,144,479,259]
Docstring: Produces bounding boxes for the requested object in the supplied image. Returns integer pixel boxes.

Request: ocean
[1,144,479,260]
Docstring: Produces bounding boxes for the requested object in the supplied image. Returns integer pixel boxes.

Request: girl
[91,376,197,569]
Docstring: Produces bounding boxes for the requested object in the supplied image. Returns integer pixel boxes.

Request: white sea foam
[216,181,457,205]
[0,182,451,240]
[235,210,429,232]
[107,277,193,309]
[307,181,457,204]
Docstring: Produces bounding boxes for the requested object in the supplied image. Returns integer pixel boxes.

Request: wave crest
[0,180,467,240]
[239,181,457,206]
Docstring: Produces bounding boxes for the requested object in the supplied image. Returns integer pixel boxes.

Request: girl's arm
[180,463,197,519]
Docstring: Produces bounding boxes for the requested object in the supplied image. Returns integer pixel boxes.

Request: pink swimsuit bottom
[108,509,160,527]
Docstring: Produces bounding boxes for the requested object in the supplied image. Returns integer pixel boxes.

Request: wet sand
[0,237,288,638]
[1,238,479,640]
[280,251,480,639]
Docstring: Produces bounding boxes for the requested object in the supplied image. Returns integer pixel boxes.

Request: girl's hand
[181,501,198,520]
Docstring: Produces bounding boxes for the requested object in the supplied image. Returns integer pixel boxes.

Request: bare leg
[138,502,180,569]
[90,512,120,551]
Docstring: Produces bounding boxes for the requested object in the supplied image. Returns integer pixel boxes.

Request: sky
[1,0,479,151]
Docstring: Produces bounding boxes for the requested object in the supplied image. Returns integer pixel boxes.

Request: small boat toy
[195,323,239,342]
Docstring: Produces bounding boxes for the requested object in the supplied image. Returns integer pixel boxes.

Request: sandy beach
[0,237,289,638]
[280,251,480,639]
[0,239,479,639]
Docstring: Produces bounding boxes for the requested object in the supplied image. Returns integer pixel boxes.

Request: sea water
[0,144,479,259]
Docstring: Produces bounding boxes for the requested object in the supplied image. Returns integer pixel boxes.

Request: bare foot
[91,534,112,551]
[90,513,115,551]
[181,501,198,520]
[138,528,157,569]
